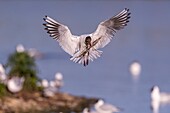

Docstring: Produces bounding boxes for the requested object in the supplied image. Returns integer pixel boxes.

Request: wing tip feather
[125,8,129,12]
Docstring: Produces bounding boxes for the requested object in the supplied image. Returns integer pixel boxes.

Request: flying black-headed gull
[43,8,130,66]
[94,99,122,113]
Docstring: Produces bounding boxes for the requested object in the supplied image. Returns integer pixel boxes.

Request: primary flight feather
[43,8,131,66]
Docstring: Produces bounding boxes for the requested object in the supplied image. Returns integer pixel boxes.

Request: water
[0,1,170,113]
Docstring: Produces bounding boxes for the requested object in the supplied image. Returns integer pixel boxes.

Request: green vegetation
[6,51,42,92]
[7,52,36,78]
[0,83,7,97]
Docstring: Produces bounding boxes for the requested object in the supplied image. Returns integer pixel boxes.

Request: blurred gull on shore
[94,99,121,113]
[16,44,25,53]
[42,72,64,97]
[16,44,42,59]
[0,64,7,82]
[7,77,25,93]
[43,86,56,97]
[129,61,141,81]
[41,79,49,88]
[54,72,64,90]
[41,79,54,97]
[151,86,170,113]
[27,48,42,58]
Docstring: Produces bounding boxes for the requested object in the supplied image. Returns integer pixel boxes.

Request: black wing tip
[43,23,47,26]
[127,16,131,20]
[128,12,131,15]
[43,15,49,21]
[43,18,46,21]
[44,28,48,30]
[124,9,131,19]
[43,15,48,20]
[125,8,129,12]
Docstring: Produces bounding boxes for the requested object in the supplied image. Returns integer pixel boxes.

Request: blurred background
[0,1,170,113]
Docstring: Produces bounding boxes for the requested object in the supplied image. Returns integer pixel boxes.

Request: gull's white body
[129,61,141,81]
[7,77,25,93]
[0,64,7,81]
[42,73,64,97]
[94,100,121,113]
[151,86,170,104]
[55,72,63,80]
[41,79,56,97]
[41,79,49,88]
[43,8,130,66]
[43,86,58,97]
[0,64,5,74]
[151,86,170,113]
[54,72,64,90]
[16,44,25,53]
[129,61,141,77]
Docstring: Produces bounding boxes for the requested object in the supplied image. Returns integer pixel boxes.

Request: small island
[0,46,98,113]
[0,91,98,113]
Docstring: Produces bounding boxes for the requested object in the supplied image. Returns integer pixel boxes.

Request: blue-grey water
[0,1,170,113]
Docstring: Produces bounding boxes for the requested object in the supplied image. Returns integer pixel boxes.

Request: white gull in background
[0,64,7,82]
[16,44,25,53]
[42,73,64,97]
[55,72,63,80]
[27,48,42,58]
[43,8,131,66]
[41,79,54,97]
[0,64,5,74]
[41,79,55,97]
[94,99,121,113]
[41,79,49,88]
[151,86,170,104]
[16,44,42,58]
[54,72,64,90]
[43,81,60,97]
[43,86,56,97]
[7,77,25,93]
[129,61,141,81]
[151,86,170,113]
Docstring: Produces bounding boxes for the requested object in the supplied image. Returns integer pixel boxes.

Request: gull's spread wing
[92,8,131,49]
[43,16,79,56]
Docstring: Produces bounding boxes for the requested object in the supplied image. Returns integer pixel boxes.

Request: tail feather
[70,49,102,66]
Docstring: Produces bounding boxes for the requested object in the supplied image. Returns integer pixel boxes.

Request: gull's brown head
[85,36,91,45]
